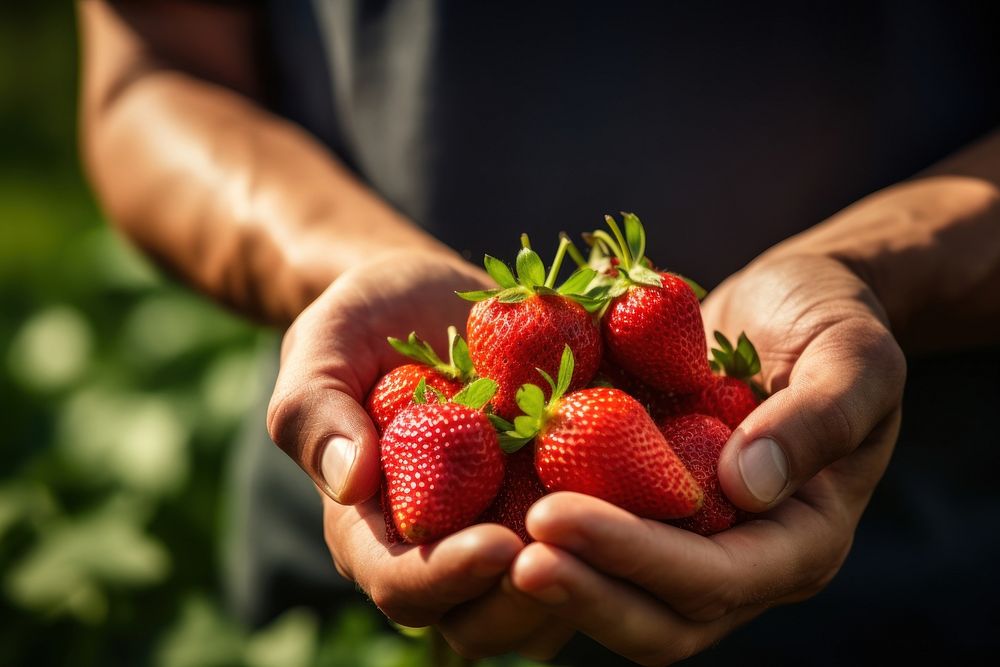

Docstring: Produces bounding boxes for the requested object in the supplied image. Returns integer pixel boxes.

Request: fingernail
[321,436,357,500]
[738,437,788,504]
[524,584,569,605]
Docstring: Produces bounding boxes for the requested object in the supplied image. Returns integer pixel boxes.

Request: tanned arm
[79,0,454,326]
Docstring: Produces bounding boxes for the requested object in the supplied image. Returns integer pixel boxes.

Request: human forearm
[767,131,1000,351]
[79,1,452,326]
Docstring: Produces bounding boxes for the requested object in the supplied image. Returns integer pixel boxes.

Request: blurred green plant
[0,4,554,666]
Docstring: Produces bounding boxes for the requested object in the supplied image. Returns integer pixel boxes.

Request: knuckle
[441,634,498,661]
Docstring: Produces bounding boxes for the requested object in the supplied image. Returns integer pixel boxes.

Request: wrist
[767,175,1000,342]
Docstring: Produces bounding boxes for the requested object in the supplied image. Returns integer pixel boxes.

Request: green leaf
[456,288,501,302]
[499,433,534,454]
[555,345,574,398]
[484,255,517,288]
[736,332,762,377]
[714,331,734,354]
[626,264,663,287]
[681,276,708,300]
[708,359,721,373]
[451,378,497,410]
[488,414,515,431]
[515,384,546,418]
[515,247,546,287]
[535,368,557,394]
[412,377,428,404]
[711,348,729,369]
[622,212,646,265]
[513,415,540,437]
[448,328,474,378]
[496,288,529,303]
[387,332,444,368]
[557,267,597,296]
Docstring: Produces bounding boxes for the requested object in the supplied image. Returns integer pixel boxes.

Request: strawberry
[459,235,606,419]
[684,332,765,429]
[381,379,504,544]
[479,445,546,543]
[590,214,712,395]
[595,359,688,421]
[658,414,744,535]
[365,328,473,433]
[380,480,403,544]
[501,347,703,521]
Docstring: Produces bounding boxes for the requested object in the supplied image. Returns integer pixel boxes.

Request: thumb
[266,297,382,506]
[717,320,905,512]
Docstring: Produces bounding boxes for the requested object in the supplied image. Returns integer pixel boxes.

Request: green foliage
[0,5,563,665]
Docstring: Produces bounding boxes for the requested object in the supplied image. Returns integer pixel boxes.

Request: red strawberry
[460,237,605,419]
[380,480,403,544]
[686,332,765,429]
[365,328,473,433]
[501,348,703,521]
[381,379,504,544]
[479,446,546,543]
[658,414,744,535]
[591,214,712,395]
[596,359,687,421]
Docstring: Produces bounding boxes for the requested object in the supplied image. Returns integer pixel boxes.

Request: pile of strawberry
[366,214,766,544]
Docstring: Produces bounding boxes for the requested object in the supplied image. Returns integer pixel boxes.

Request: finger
[509,543,762,666]
[324,496,523,627]
[718,316,905,511]
[436,580,554,659]
[267,282,383,504]
[526,491,850,622]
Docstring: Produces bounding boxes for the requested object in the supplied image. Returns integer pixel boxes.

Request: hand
[267,250,572,659]
[507,252,906,665]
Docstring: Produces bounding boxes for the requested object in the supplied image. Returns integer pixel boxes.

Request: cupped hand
[507,252,906,665]
[267,249,571,659]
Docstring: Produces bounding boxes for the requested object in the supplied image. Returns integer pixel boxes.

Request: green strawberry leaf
[496,288,529,303]
[498,433,534,454]
[515,247,546,287]
[412,377,428,404]
[484,255,517,288]
[557,267,597,296]
[456,288,501,302]
[681,276,708,300]
[513,415,540,437]
[554,345,574,399]
[535,368,557,394]
[709,359,721,373]
[625,264,663,287]
[622,212,646,266]
[387,332,442,368]
[488,414,516,431]
[714,331,735,355]
[448,327,475,379]
[451,378,497,410]
[736,332,762,376]
[515,384,546,418]
[451,378,496,409]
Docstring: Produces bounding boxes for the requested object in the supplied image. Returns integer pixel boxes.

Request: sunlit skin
[79,1,1000,661]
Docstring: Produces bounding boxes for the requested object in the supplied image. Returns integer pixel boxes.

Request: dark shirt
[222,2,1000,664]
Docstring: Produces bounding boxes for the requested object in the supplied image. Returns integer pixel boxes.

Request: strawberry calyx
[456,235,610,313]
[585,213,707,300]
[413,376,498,410]
[709,331,769,399]
[387,326,475,382]
[709,331,760,379]
[494,345,575,452]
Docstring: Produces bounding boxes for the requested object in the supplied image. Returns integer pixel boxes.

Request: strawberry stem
[604,215,632,269]
[561,232,589,268]
[520,233,532,250]
[544,236,571,288]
